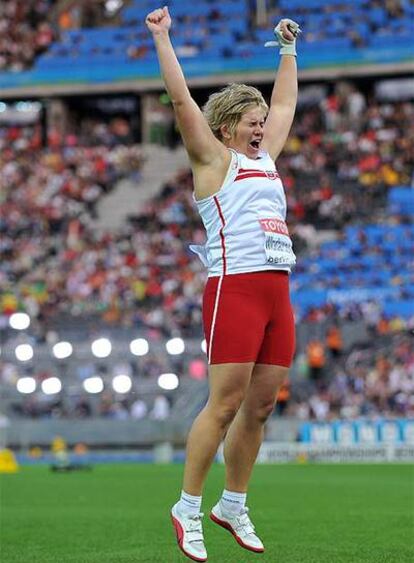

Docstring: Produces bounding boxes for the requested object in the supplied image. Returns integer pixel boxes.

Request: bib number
[259,218,296,266]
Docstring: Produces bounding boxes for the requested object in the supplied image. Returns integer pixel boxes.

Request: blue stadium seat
[388,187,414,215]
[383,300,414,319]
[28,0,413,79]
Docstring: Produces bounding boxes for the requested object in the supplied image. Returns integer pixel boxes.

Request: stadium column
[45,99,70,147]
[254,0,268,27]
[141,93,175,147]
[141,94,152,144]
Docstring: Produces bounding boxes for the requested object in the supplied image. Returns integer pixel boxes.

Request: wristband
[265,19,301,56]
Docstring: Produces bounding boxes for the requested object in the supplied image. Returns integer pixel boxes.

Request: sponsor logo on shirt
[259,218,290,236]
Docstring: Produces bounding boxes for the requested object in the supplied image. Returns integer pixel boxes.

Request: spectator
[326,325,343,359]
[275,381,290,416]
[307,340,326,382]
[130,398,148,419]
[149,395,170,420]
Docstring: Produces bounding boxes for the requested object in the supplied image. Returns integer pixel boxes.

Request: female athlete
[146,7,299,561]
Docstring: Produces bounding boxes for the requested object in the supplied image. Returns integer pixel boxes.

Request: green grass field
[1,463,413,563]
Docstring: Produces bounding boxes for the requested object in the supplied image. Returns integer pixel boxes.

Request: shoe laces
[185,512,205,544]
[234,507,256,536]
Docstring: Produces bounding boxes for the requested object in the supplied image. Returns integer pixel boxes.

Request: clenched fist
[145,6,171,35]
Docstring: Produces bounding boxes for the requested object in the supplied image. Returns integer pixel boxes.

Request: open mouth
[249,140,261,150]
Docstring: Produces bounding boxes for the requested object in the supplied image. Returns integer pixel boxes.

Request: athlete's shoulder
[259,150,276,164]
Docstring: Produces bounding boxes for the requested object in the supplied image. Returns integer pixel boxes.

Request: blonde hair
[202,83,268,140]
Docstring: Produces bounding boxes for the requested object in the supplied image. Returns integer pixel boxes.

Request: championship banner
[299,419,414,445]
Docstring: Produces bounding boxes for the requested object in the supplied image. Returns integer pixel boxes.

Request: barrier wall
[255,442,414,463]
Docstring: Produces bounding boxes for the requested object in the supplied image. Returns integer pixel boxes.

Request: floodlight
[9,312,30,330]
[105,0,123,14]
[91,338,112,358]
[41,377,62,395]
[158,372,179,390]
[166,337,185,355]
[112,374,132,393]
[52,341,73,359]
[83,376,104,394]
[15,344,33,362]
[130,338,149,356]
[17,377,36,394]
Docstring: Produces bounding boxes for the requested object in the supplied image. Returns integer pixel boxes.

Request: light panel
[17,377,36,394]
[130,338,149,356]
[166,337,185,355]
[9,312,30,330]
[53,341,73,359]
[158,372,179,390]
[42,377,62,395]
[83,376,104,394]
[15,344,33,362]
[91,338,112,358]
[112,374,132,393]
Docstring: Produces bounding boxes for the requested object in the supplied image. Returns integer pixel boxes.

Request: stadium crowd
[290,331,414,421]
[10,389,173,421]
[281,85,412,230]
[0,117,145,323]
[0,0,55,71]
[1,81,413,422]
[2,86,412,332]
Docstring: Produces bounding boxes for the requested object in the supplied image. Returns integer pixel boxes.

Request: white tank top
[190,149,296,276]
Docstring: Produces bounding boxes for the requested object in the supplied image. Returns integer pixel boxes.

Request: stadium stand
[0,0,55,71]
[287,330,414,420]
[0,119,145,322]
[1,10,414,563]
[0,0,413,93]
[1,83,413,427]
[2,86,412,331]
[35,0,412,68]
[0,2,412,440]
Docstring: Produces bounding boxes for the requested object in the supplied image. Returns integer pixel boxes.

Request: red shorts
[203,271,295,366]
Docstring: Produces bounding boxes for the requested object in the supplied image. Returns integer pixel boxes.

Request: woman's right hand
[145,6,171,35]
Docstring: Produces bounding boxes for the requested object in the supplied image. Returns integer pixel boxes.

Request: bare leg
[223,364,288,492]
[182,363,254,496]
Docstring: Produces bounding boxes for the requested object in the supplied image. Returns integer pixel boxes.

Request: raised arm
[146,7,225,166]
[262,20,299,162]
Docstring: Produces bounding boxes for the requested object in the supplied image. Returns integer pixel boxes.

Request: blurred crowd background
[0,0,413,436]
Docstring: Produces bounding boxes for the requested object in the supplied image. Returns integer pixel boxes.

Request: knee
[210,397,243,429]
[249,400,276,424]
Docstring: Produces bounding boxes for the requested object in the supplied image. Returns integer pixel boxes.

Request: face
[222,106,266,159]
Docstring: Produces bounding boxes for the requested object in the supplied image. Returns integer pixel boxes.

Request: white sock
[177,490,202,516]
[220,489,247,515]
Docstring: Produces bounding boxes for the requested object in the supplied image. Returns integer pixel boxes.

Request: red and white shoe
[210,503,264,553]
[171,503,208,562]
